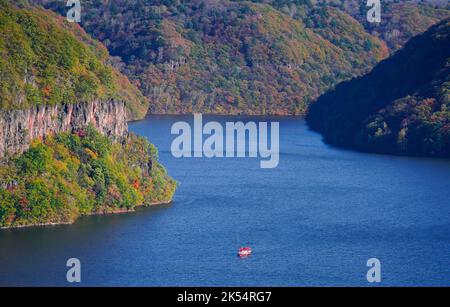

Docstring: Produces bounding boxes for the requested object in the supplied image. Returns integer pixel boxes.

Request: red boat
[238,247,252,258]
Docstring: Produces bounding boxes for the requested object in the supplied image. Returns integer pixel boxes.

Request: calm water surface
[1,116,450,286]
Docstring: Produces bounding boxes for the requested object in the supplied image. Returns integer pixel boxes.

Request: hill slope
[33,0,388,115]
[0,126,176,228]
[0,1,175,229]
[262,0,449,52]
[0,0,148,119]
[307,18,450,157]
[319,0,450,52]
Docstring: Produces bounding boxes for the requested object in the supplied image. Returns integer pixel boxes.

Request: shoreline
[142,113,305,120]
[0,200,173,231]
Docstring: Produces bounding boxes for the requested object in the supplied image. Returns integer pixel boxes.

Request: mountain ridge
[33,0,390,115]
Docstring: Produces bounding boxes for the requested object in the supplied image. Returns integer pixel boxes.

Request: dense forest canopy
[235,1,449,51]
[0,125,176,228]
[32,0,398,115]
[0,1,176,229]
[0,0,148,119]
[307,18,450,157]
[308,0,450,51]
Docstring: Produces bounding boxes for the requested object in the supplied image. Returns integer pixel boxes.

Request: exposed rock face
[0,100,128,157]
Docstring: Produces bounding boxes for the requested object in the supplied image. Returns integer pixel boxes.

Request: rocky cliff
[0,99,128,158]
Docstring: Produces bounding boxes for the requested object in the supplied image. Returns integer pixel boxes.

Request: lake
[1,115,450,286]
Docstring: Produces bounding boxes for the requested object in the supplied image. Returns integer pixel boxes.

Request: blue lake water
[1,115,450,286]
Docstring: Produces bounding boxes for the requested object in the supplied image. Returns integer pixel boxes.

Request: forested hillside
[0,0,148,119]
[0,1,175,229]
[0,126,176,228]
[33,0,389,115]
[307,18,450,157]
[312,0,450,51]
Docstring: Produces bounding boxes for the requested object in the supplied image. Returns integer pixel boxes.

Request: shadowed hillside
[307,18,450,157]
